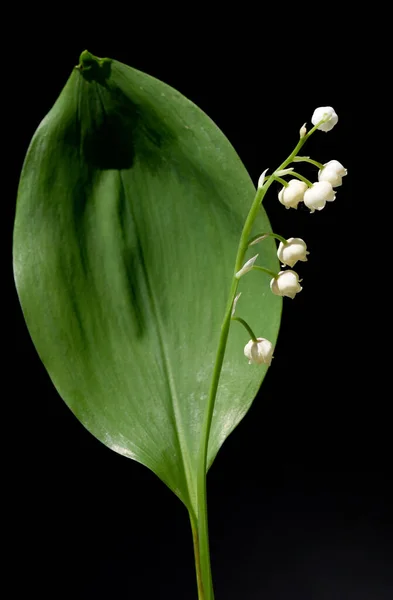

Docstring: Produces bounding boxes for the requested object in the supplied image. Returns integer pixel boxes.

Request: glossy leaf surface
[14,53,282,513]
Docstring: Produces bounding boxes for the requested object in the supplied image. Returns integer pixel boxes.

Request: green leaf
[13,52,282,515]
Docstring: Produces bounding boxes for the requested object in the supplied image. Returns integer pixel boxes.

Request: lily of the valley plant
[13,52,346,600]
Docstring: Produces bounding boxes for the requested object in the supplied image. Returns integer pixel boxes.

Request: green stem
[195,122,317,600]
[253,265,278,278]
[294,156,325,169]
[190,513,205,599]
[232,317,258,341]
[248,232,288,246]
[289,170,313,187]
[274,175,289,187]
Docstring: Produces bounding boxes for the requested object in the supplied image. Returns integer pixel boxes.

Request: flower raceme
[270,270,302,299]
[244,338,274,366]
[318,160,347,187]
[238,105,344,366]
[277,238,309,268]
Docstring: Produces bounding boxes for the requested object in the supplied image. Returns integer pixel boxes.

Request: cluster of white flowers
[241,232,308,364]
[279,108,347,214]
[270,237,308,299]
[279,163,346,213]
[241,106,346,365]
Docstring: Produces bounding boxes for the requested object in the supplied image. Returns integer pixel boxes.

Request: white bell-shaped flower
[303,181,336,213]
[318,160,347,187]
[270,270,302,299]
[278,179,308,209]
[311,106,338,132]
[277,238,309,268]
[244,337,274,366]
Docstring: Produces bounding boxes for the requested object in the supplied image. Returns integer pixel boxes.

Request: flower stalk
[249,232,288,246]
[253,265,279,279]
[288,171,313,187]
[193,117,326,599]
[232,316,258,342]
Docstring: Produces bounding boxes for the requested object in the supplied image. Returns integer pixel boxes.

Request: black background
[9,22,391,600]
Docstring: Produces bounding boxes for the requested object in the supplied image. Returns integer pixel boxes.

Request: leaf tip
[76,49,112,82]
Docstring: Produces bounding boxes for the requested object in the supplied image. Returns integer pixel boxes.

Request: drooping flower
[318,160,347,187]
[244,337,274,365]
[311,106,338,132]
[277,238,309,268]
[303,181,336,213]
[278,179,308,209]
[270,270,302,299]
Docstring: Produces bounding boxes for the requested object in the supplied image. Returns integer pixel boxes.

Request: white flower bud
[278,179,308,209]
[244,337,274,366]
[299,122,307,138]
[318,160,348,187]
[270,270,302,299]
[277,238,309,268]
[235,254,258,279]
[311,106,338,132]
[303,181,336,213]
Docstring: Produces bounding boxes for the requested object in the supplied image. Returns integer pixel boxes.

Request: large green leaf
[13,52,281,514]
